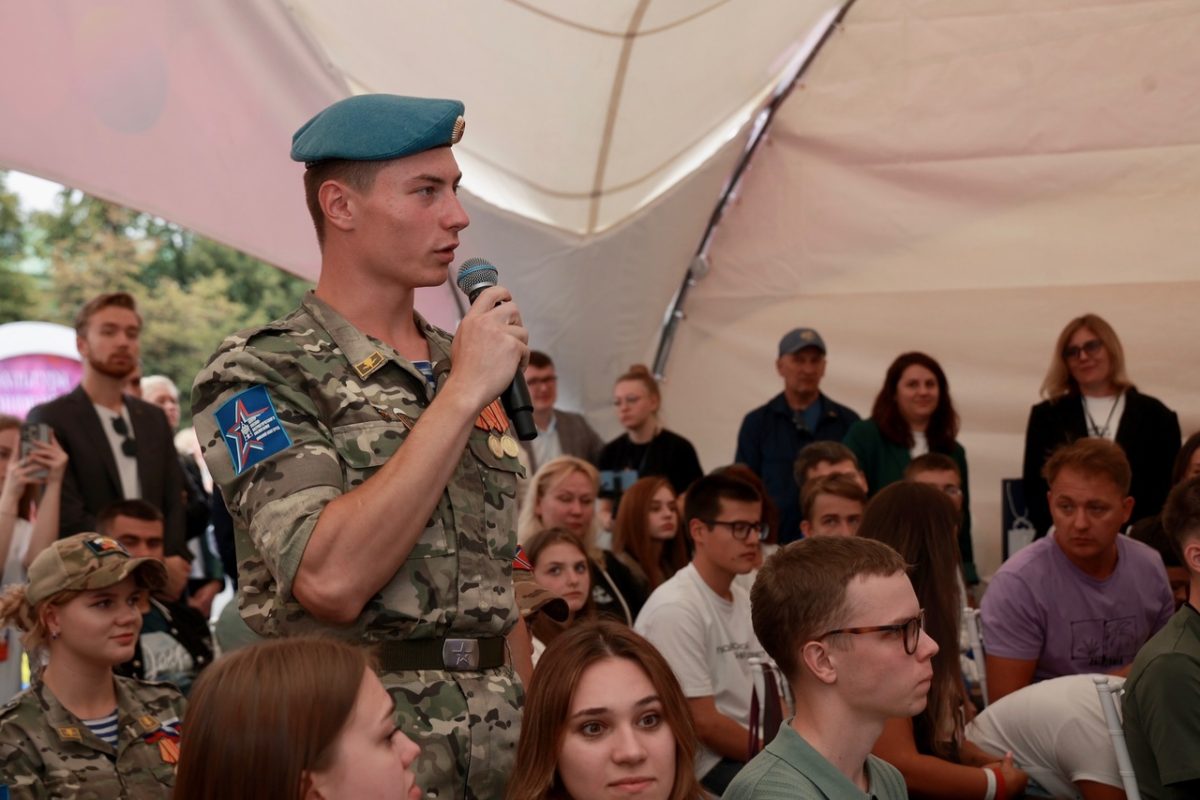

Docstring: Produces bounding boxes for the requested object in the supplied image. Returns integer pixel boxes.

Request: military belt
[378,637,506,672]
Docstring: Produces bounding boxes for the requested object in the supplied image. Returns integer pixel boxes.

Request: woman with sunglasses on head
[858,482,1029,799]
[0,532,184,798]
[1023,313,1181,538]
[506,619,708,800]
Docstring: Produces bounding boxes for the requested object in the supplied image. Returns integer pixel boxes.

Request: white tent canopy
[3,0,1198,577]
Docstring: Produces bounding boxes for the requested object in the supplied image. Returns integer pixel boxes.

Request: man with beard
[26,293,190,595]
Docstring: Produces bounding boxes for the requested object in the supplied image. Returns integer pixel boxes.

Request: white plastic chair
[1092,675,1141,800]
[747,657,790,755]
[964,606,988,708]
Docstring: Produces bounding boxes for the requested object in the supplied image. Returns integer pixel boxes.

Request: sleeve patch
[214,385,294,475]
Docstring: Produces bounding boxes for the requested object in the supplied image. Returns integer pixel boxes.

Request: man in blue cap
[192,94,530,800]
[735,328,860,544]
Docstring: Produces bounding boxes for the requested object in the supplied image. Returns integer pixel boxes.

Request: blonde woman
[519,457,647,623]
[1023,313,1180,537]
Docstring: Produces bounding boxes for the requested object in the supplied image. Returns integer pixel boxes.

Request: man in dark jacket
[735,328,859,544]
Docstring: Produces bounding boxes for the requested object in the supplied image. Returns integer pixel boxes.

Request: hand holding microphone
[455,258,537,441]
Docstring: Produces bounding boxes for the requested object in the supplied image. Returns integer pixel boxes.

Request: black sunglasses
[111,417,138,457]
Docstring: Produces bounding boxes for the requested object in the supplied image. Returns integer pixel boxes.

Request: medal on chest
[475,399,518,458]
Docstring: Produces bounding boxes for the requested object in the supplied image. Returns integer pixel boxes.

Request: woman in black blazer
[1022,313,1181,537]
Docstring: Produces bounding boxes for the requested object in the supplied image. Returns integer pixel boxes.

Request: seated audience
[0,533,184,797]
[1122,476,1200,799]
[0,415,68,701]
[506,619,706,800]
[859,481,1029,798]
[1022,313,1181,539]
[635,473,767,794]
[99,500,213,695]
[519,456,646,623]
[843,351,977,583]
[982,439,1174,702]
[799,473,865,538]
[1129,430,1200,610]
[724,536,931,799]
[610,476,688,592]
[598,365,703,497]
[526,527,593,660]
[966,674,1128,800]
[792,440,867,496]
[734,327,860,545]
[522,351,606,472]
[174,637,422,800]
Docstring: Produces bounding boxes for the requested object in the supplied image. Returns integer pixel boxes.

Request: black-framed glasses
[702,519,768,542]
[526,375,557,388]
[818,609,925,654]
[1063,339,1103,361]
[111,417,138,458]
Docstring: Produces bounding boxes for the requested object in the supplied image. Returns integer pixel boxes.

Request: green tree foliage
[0,172,40,324]
[11,187,311,425]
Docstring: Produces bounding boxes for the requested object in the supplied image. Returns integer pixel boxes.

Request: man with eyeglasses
[520,350,604,472]
[982,439,1174,703]
[635,473,768,795]
[724,535,934,799]
[26,292,190,598]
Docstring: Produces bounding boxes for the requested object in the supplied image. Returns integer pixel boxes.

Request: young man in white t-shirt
[635,472,767,795]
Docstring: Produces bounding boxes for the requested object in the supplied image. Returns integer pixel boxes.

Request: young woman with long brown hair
[507,620,708,800]
[610,476,688,591]
[857,482,1028,799]
[173,637,421,800]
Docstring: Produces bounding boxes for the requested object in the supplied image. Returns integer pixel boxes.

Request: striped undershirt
[411,360,437,390]
[82,710,119,747]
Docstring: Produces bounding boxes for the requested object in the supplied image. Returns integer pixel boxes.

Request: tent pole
[650,0,861,381]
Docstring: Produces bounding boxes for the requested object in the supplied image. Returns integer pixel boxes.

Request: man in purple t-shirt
[982,438,1174,703]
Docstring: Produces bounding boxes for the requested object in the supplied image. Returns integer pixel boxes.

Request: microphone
[456,258,537,442]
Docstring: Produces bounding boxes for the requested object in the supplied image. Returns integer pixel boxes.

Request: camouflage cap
[291,93,466,167]
[26,533,168,607]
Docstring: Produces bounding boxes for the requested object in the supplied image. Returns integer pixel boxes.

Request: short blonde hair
[1041,314,1133,399]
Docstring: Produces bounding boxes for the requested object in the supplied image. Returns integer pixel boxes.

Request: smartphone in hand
[19,423,51,481]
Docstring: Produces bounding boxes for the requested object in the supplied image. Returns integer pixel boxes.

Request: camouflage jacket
[190,291,522,641]
[0,676,184,799]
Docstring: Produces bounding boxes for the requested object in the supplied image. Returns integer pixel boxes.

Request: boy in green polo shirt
[725,536,934,799]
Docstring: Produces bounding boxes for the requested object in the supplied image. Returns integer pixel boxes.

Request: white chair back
[964,606,988,708]
[1092,675,1141,800]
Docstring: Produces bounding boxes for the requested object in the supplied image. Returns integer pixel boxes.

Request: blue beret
[290,94,466,166]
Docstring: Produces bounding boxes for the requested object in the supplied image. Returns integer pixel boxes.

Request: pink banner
[0,354,82,419]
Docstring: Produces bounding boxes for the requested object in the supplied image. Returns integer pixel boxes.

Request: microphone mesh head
[456,258,499,296]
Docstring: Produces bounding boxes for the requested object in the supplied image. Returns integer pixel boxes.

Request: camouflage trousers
[382,664,524,800]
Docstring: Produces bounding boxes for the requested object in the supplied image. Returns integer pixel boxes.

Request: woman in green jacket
[843,351,976,584]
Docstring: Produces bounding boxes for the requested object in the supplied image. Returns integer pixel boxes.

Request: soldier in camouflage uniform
[191,94,530,800]
[0,533,185,798]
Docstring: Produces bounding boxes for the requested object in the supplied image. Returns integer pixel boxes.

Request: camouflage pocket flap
[332,421,406,470]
